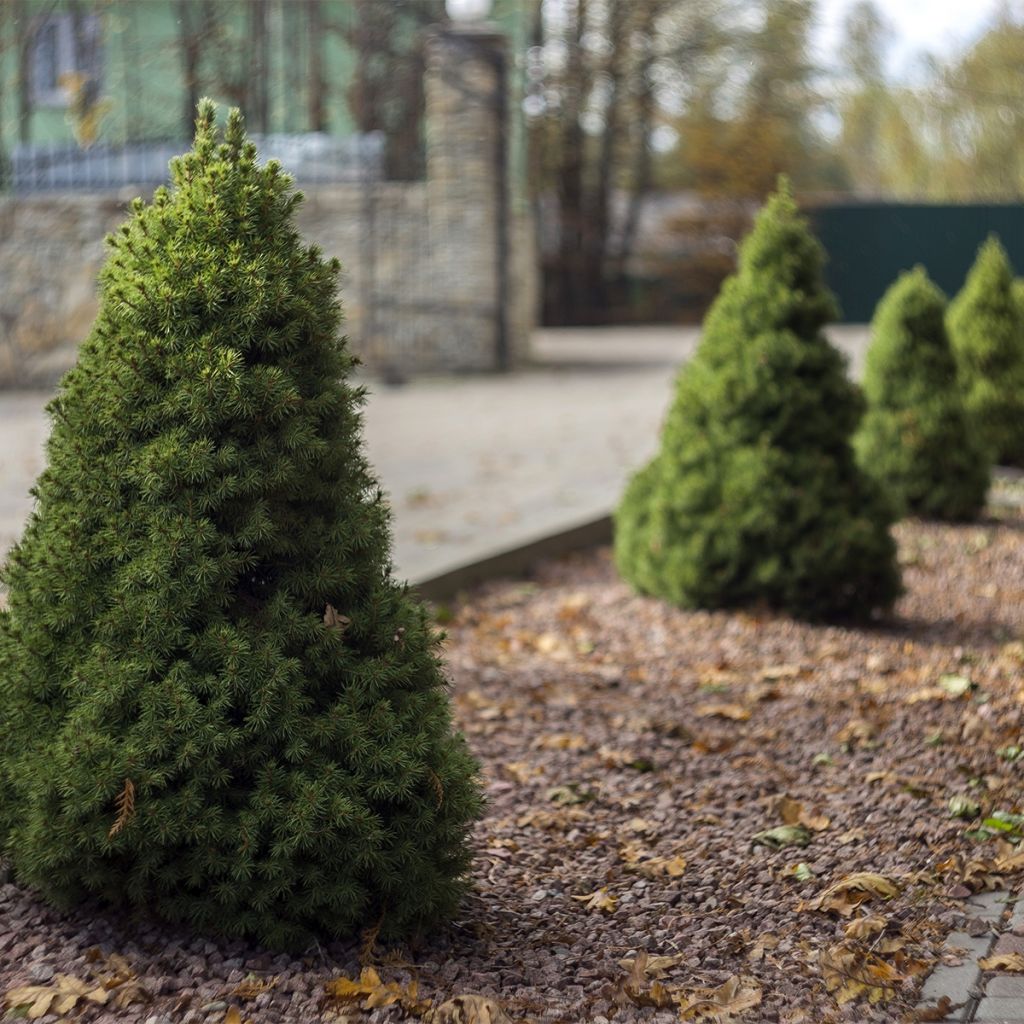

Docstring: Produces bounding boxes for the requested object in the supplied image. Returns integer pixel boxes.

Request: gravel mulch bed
[3,511,1024,1024]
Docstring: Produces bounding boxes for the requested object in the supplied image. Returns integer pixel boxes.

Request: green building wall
[1,0,527,154]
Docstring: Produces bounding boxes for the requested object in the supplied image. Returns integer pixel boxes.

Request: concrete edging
[411,513,613,604]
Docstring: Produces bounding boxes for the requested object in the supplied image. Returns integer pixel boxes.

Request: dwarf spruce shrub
[856,268,989,521]
[947,236,1024,466]
[615,182,900,620]
[0,103,481,950]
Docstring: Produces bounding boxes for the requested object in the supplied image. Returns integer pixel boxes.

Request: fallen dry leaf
[324,967,427,1014]
[836,718,876,748]
[776,794,831,832]
[323,604,351,635]
[807,872,899,916]
[819,942,903,1005]
[424,994,516,1023]
[695,702,752,721]
[617,951,687,979]
[979,952,1024,972]
[903,996,964,1021]
[677,975,762,1021]
[844,915,888,940]
[572,887,617,913]
[748,933,780,961]
[3,975,109,1020]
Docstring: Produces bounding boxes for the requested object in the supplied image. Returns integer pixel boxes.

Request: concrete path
[0,324,869,584]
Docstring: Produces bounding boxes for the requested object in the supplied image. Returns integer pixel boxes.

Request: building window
[31,14,103,109]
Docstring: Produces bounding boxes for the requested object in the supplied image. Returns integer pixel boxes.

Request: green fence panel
[810,203,1024,323]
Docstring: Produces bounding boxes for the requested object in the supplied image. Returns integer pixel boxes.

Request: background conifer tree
[615,181,900,620]
[0,102,481,950]
[855,267,989,521]
[947,235,1024,466]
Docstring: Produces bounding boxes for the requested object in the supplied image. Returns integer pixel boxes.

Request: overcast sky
[814,0,1005,79]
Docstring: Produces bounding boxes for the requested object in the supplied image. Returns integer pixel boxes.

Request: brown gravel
[3,510,1024,1024]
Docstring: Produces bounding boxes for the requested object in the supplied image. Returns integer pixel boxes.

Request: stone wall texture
[0,27,535,387]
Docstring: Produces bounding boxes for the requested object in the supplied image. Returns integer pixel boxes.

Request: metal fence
[8,132,386,192]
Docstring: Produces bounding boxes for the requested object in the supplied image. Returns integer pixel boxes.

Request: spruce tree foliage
[0,102,481,951]
[855,267,989,521]
[946,235,1024,466]
[615,181,900,620]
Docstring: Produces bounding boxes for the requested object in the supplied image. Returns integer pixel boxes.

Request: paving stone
[920,963,982,1013]
[994,934,1024,957]
[947,930,998,961]
[971,891,1014,924]
[1010,900,1024,937]
[973,996,1024,1021]
[987,976,1024,998]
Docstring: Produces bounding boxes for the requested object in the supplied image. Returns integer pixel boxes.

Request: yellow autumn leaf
[424,993,515,1023]
[572,887,617,913]
[695,702,752,721]
[820,943,902,1006]
[809,872,899,916]
[844,915,888,940]
[979,952,1024,972]
[677,974,762,1020]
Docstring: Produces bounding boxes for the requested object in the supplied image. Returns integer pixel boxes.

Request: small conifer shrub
[946,235,1024,466]
[0,102,481,950]
[855,267,989,521]
[615,181,900,620]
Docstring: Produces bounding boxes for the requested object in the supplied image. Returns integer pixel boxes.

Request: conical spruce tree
[946,235,1024,466]
[855,267,989,521]
[615,181,900,620]
[0,102,481,950]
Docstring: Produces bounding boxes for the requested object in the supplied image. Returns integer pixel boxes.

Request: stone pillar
[424,25,532,371]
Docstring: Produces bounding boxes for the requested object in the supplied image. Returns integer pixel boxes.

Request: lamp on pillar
[445,0,493,24]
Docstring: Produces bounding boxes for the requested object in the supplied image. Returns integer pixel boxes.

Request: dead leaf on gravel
[231,975,277,1000]
[324,967,428,1014]
[424,994,516,1023]
[836,718,877,748]
[753,824,811,849]
[979,952,1024,972]
[3,975,109,1019]
[696,702,751,721]
[676,975,762,1021]
[819,942,902,1005]
[834,828,865,845]
[844,915,888,940]
[776,795,831,832]
[806,873,899,916]
[902,996,964,1022]
[572,887,617,913]
[615,952,678,1009]
[762,664,802,680]
[533,732,588,751]
[516,806,588,830]
[748,933,779,961]
[617,952,687,979]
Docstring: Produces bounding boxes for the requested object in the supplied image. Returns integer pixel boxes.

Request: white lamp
[446,0,493,23]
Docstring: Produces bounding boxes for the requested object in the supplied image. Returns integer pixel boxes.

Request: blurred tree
[528,0,727,323]
[673,0,841,199]
[834,0,892,195]
[343,0,444,180]
[930,11,1024,198]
